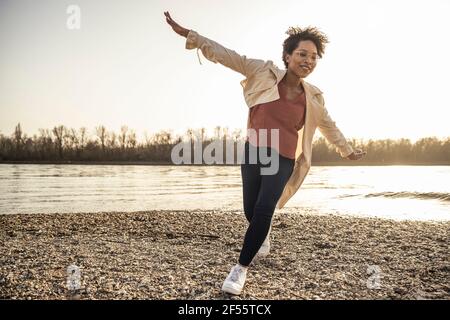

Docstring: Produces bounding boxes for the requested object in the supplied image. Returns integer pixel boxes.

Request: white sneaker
[221,264,248,295]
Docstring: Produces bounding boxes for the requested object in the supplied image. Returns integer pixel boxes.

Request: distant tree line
[312,136,450,164]
[0,123,449,164]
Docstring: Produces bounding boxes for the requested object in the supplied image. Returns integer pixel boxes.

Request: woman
[164,11,367,295]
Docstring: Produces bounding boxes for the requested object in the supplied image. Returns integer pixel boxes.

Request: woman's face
[285,40,319,78]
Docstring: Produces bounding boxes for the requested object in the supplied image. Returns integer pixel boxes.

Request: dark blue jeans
[239,142,294,266]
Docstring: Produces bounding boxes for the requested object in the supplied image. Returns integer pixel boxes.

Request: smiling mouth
[300,65,310,72]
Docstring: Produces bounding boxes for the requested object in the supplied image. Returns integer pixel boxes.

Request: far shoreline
[1,160,449,166]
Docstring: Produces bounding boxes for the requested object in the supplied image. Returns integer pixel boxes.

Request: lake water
[0,164,449,221]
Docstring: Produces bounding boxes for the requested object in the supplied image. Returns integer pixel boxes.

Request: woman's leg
[240,142,262,223]
[238,153,294,266]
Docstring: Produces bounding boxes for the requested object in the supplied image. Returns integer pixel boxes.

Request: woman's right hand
[164,11,189,38]
[346,148,367,160]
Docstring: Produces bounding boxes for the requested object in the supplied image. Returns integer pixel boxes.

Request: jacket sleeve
[185,30,267,78]
[317,96,354,158]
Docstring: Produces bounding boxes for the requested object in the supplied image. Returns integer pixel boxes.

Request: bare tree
[144,131,152,148]
[214,126,222,139]
[232,128,242,142]
[62,127,72,155]
[200,127,206,142]
[68,128,80,157]
[186,128,194,142]
[107,131,117,149]
[69,128,79,148]
[128,129,137,149]
[37,129,53,159]
[222,127,229,140]
[79,127,87,151]
[0,133,7,159]
[186,128,195,163]
[120,126,128,150]
[52,125,65,159]
[13,123,23,157]
[156,131,172,145]
[96,125,107,154]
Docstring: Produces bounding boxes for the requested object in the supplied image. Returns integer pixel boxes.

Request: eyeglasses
[293,50,321,63]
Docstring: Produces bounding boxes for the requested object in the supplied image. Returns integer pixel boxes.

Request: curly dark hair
[282,26,329,68]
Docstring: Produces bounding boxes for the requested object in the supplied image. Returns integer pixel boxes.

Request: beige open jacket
[185,30,354,209]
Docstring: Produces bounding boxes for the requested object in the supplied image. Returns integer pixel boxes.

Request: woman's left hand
[347,148,367,160]
[164,11,190,38]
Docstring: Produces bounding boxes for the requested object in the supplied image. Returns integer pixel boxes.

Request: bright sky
[1,0,449,143]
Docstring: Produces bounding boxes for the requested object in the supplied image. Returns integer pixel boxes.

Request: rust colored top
[247,81,306,159]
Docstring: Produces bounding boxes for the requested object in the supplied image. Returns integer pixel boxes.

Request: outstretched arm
[164,11,189,38]
[164,11,267,78]
[317,102,366,160]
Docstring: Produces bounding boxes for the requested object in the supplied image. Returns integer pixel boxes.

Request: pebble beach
[1,210,448,300]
